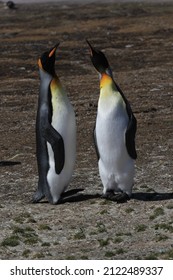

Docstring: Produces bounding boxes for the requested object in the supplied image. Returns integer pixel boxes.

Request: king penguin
[33,44,76,204]
[87,40,137,202]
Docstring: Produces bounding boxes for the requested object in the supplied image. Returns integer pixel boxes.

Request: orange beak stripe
[49,47,57,58]
[38,58,43,69]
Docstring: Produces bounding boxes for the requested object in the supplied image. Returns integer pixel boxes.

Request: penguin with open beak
[87,40,137,202]
[33,44,76,204]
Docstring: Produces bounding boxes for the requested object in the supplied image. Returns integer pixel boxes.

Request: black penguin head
[38,44,59,76]
[7,1,16,9]
[86,40,112,76]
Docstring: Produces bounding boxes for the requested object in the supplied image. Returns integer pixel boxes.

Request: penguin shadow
[35,188,100,204]
[60,188,100,204]
[132,192,173,201]
[0,161,21,167]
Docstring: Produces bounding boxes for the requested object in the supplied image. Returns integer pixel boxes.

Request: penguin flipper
[114,81,137,160]
[50,128,65,175]
[42,124,65,174]
[125,112,137,160]
[93,125,100,160]
[42,123,65,174]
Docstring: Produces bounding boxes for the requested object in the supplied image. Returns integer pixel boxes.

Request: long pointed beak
[86,39,95,56]
[49,43,60,58]
[86,40,112,77]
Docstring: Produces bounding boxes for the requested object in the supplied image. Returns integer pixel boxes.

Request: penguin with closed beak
[87,40,137,202]
[33,44,76,204]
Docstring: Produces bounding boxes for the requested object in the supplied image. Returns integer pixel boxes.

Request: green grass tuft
[113,237,123,243]
[1,235,20,247]
[24,236,40,245]
[41,242,51,247]
[166,249,173,259]
[22,249,31,257]
[105,251,115,258]
[125,207,134,213]
[116,248,125,254]
[96,222,107,233]
[155,234,168,242]
[74,228,86,240]
[33,253,45,259]
[154,223,173,232]
[135,224,147,232]
[149,207,164,220]
[38,224,52,231]
[145,253,158,260]
[98,238,109,247]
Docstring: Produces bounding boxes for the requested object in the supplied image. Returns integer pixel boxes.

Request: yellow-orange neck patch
[100,73,113,89]
[50,76,63,94]
[38,58,43,70]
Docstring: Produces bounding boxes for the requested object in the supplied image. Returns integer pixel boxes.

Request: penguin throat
[52,76,62,88]
[50,76,64,99]
[100,73,113,89]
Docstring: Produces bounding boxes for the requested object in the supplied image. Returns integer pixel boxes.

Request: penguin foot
[32,191,45,203]
[102,190,130,203]
[113,192,130,203]
[101,190,115,200]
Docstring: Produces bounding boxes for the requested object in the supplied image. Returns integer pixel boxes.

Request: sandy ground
[0,1,173,260]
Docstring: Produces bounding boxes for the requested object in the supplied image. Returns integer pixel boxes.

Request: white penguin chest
[48,89,76,170]
[96,93,129,159]
[51,92,75,135]
[97,93,128,131]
